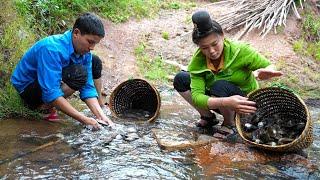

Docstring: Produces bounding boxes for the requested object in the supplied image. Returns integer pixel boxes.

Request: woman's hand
[253,68,283,80]
[223,95,257,114]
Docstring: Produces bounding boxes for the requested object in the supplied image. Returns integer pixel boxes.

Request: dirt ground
[95,1,319,97]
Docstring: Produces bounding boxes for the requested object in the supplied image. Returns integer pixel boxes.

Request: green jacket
[188,39,271,109]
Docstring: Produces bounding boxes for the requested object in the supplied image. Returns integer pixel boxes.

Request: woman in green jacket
[173,10,282,135]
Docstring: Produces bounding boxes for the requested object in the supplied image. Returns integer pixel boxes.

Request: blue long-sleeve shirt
[11,30,98,103]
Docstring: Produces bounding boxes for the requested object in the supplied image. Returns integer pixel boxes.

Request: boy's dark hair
[73,13,105,37]
[192,10,223,44]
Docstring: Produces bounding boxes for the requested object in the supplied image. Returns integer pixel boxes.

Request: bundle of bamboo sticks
[215,0,305,39]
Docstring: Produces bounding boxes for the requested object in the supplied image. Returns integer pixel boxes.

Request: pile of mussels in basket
[240,113,306,146]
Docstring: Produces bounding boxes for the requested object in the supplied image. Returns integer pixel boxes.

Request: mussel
[241,112,306,146]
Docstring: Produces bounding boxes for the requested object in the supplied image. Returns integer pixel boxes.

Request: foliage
[280,2,320,98]
[14,0,163,37]
[160,1,196,10]
[162,31,169,40]
[0,1,39,119]
[293,5,320,62]
[134,42,178,83]
[0,85,41,119]
[14,0,199,37]
[302,11,320,42]
[261,58,320,99]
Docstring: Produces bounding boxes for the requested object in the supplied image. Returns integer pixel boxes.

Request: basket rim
[109,78,161,122]
[235,87,312,150]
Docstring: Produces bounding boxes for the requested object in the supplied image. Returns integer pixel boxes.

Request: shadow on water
[0,88,320,179]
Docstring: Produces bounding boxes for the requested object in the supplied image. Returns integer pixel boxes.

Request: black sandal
[195,114,219,129]
[216,125,237,136]
[213,125,238,140]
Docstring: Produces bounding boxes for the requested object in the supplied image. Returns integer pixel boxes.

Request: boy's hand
[85,117,102,130]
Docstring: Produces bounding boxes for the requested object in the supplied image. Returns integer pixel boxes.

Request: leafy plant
[302,12,320,42]
[293,5,320,62]
[0,1,39,119]
[169,2,181,9]
[162,31,169,40]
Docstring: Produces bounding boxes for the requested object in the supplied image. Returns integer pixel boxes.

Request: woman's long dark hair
[192,11,223,44]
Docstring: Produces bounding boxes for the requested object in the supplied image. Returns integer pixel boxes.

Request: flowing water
[0,88,320,179]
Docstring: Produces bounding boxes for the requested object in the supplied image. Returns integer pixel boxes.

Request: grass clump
[161,1,196,10]
[14,0,163,37]
[14,0,199,37]
[293,5,320,62]
[162,31,170,40]
[134,42,178,83]
[261,58,320,99]
[0,1,40,119]
[99,0,161,23]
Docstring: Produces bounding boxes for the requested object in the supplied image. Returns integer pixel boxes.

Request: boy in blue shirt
[11,13,113,130]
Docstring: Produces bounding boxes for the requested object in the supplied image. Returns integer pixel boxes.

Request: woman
[173,10,282,135]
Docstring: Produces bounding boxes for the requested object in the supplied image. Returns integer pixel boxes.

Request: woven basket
[235,87,313,152]
[109,79,161,122]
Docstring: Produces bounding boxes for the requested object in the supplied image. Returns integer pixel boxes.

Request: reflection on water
[0,88,320,179]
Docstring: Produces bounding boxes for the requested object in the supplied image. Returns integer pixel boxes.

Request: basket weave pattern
[236,87,313,152]
[109,79,161,122]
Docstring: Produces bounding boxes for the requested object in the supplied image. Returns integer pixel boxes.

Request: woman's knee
[173,71,191,92]
[210,80,245,97]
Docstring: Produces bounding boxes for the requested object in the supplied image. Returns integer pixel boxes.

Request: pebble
[125,133,139,141]
[115,134,123,140]
[127,127,137,133]
[101,149,110,154]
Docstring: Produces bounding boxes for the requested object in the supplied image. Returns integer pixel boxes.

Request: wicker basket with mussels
[240,112,306,146]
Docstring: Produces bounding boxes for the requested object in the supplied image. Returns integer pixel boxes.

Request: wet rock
[152,129,218,151]
[127,127,137,133]
[125,133,139,141]
[100,133,118,145]
[101,149,110,154]
[115,134,123,140]
[193,141,318,176]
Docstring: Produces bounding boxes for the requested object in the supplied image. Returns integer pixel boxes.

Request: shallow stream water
[0,88,319,179]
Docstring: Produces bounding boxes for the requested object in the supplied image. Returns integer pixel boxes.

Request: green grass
[14,0,198,37]
[292,39,305,54]
[161,1,196,10]
[293,6,320,62]
[134,42,178,83]
[0,85,41,119]
[162,31,170,40]
[260,57,320,99]
[0,1,40,119]
[282,3,320,98]
[14,0,163,37]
